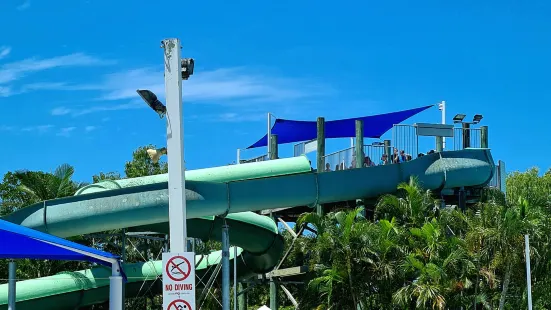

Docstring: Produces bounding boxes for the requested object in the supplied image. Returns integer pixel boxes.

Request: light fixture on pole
[453,114,466,123]
[147,147,167,164]
[136,89,166,118]
[473,114,483,124]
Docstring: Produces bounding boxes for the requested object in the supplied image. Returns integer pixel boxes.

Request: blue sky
[0,0,550,182]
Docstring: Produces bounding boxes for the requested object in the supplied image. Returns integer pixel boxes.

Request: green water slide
[0,149,495,309]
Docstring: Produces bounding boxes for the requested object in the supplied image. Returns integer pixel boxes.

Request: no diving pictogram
[166,255,191,281]
[167,299,192,310]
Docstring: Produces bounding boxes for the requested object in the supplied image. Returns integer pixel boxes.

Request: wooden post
[270,134,278,160]
[316,117,325,171]
[316,117,325,217]
[384,140,391,164]
[462,123,471,149]
[436,136,443,152]
[480,126,488,148]
[355,120,364,168]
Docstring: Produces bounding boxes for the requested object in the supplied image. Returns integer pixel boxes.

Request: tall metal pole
[439,101,446,149]
[8,260,16,310]
[222,223,230,310]
[267,113,272,159]
[236,149,241,164]
[234,246,238,310]
[525,234,533,310]
[109,262,124,310]
[162,38,187,252]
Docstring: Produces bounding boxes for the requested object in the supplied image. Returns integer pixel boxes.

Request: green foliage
[124,145,168,178]
[0,172,35,216]
[92,171,121,183]
[297,170,551,310]
[3,148,551,310]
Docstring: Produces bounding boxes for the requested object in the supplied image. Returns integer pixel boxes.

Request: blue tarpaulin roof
[0,218,124,275]
[247,105,434,149]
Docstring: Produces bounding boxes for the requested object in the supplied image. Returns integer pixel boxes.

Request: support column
[233,246,237,310]
[384,140,391,164]
[458,187,466,212]
[163,234,169,252]
[316,117,326,217]
[270,134,279,160]
[269,213,279,310]
[8,260,16,310]
[355,120,367,217]
[355,120,364,168]
[462,123,471,149]
[120,230,126,307]
[222,223,230,310]
[436,136,443,152]
[237,283,247,310]
[270,276,279,310]
[480,126,488,148]
[316,117,326,171]
[109,263,124,310]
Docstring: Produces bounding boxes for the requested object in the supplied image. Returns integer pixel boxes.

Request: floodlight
[181,58,195,80]
[136,89,166,118]
[147,147,167,164]
[453,114,466,123]
[473,114,483,124]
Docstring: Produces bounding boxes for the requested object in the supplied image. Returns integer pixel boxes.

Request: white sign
[163,252,196,310]
[304,139,317,154]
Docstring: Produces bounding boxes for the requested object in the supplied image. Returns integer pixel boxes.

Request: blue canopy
[247,105,434,149]
[0,218,124,276]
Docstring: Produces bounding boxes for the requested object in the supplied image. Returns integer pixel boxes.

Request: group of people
[324,147,436,172]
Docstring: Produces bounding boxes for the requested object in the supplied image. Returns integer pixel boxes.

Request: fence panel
[392,124,418,158]
[363,144,386,165]
[293,142,305,157]
[322,147,355,171]
[239,154,268,164]
[453,128,482,150]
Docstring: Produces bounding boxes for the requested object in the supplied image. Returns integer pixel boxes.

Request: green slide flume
[0,149,495,309]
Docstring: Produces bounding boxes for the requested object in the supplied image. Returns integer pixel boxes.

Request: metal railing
[322,147,355,171]
[453,127,482,150]
[322,144,394,171]
[487,160,506,193]
[363,144,386,165]
[239,154,268,164]
[392,124,418,158]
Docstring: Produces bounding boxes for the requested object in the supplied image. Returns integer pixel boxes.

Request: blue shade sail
[0,218,124,278]
[247,105,434,149]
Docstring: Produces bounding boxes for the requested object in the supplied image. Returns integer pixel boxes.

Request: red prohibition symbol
[166,256,191,281]
[168,299,192,310]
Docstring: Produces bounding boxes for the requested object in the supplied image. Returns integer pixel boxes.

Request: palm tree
[13,163,84,202]
[375,176,440,227]
[298,207,369,309]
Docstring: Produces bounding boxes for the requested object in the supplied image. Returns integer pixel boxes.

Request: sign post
[161,38,196,308]
[163,253,196,310]
[162,38,188,252]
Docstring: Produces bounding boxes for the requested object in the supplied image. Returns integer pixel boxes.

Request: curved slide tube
[0,149,495,309]
[0,213,279,310]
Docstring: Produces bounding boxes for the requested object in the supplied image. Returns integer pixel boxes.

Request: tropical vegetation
[0,146,550,309]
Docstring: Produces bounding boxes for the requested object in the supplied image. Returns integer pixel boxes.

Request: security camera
[181,58,194,80]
